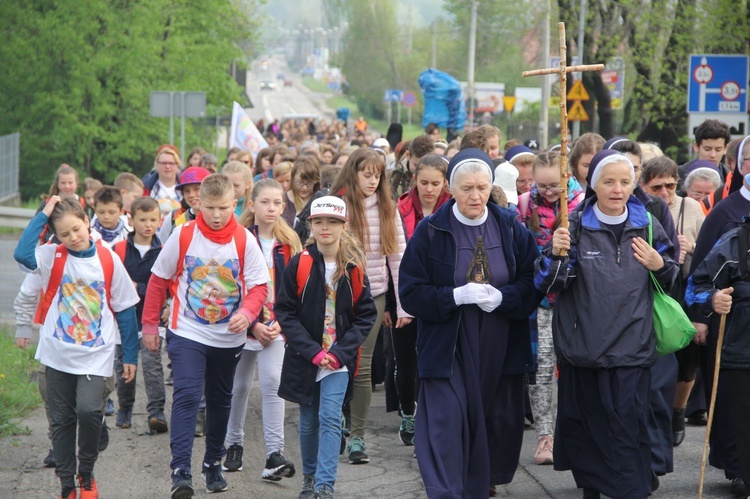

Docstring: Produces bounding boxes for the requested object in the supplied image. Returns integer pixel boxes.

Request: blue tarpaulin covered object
[418,68,466,130]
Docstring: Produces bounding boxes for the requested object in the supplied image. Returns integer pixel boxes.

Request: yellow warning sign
[503,96,517,113]
[568,100,590,121]
[566,80,590,101]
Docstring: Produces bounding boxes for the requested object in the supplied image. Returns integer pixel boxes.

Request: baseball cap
[176,166,210,190]
[308,196,348,222]
[373,138,390,149]
[493,161,520,205]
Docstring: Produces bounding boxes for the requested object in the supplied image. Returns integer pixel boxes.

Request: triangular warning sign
[566,80,590,101]
[568,101,590,121]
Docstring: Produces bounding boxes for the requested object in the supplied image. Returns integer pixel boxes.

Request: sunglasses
[648,182,676,192]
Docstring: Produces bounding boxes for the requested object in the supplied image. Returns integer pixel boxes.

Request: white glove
[477,285,503,313]
[453,283,490,306]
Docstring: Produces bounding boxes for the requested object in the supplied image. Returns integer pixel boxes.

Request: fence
[0,133,19,204]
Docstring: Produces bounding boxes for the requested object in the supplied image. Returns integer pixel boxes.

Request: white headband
[589,153,635,189]
[448,158,493,187]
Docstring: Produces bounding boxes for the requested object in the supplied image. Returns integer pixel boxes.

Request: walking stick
[697,313,727,499]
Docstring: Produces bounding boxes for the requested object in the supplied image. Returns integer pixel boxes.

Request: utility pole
[540,0,550,149]
[407,8,413,54]
[572,0,587,139]
[432,19,437,68]
[468,1,478,128]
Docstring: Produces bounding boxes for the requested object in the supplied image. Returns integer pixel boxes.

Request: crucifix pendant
[467,236,492,284]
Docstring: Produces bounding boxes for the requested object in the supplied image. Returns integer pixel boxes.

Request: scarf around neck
[196,211,239,244]
[93,217,124,243]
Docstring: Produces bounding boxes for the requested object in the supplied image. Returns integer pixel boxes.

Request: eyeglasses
[295,179,314,188]
[516,179,533,187]
[158,161,177,167]
[536,184,561,193]
[648,182,676,192]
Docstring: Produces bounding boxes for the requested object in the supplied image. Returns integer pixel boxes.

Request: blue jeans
[166,331,243,472]
[299,372,349,491]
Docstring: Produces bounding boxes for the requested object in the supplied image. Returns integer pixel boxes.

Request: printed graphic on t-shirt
[262,264,275,323]
[157,197,181,221]
[54,275,105,347]
[184,256,241,324]
[323,284,336,351]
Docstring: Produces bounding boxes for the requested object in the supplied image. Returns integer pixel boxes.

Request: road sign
[568,101,589,121]
[689,112,748,139]
[402,91,417,107]
[687,54,749,113]
[603,57,625,110]
[503,96,517,113]
[566,80,590,101]
[384,89,404,103]
[150,91,206,118]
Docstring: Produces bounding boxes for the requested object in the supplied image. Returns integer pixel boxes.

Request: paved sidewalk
[0,343,736,498]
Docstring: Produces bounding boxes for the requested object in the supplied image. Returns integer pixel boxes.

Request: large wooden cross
[522,22,604,253]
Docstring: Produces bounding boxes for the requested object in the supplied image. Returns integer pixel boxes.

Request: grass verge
[0,326,41,436]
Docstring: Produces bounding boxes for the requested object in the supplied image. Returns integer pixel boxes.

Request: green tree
[0,0,260,201]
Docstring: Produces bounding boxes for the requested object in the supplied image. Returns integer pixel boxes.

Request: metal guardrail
[0,206,34,229]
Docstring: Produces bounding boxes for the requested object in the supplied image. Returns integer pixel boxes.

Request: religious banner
[229,101,268,157]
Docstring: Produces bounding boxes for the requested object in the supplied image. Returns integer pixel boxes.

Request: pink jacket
[363,194,410,318]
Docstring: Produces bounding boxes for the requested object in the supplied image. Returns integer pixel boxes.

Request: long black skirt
[554,364,652,499]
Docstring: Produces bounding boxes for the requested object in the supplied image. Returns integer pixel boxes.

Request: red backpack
[295,250,364,306]
[168,221,248,329]
[112,240,128,263]
[34,242,115,325]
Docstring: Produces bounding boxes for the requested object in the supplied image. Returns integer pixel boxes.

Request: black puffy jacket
[275,244,377,405]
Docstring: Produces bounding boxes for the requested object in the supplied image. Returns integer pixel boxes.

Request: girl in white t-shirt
[14,196,140,499]
[275,196,377,499]
[224,179,302,479]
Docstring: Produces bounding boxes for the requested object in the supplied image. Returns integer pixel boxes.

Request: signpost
[687,54,749,138]
[150,91,206,161]
[402,91,417,126]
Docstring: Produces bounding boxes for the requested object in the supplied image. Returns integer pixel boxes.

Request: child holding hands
[14,196,140,499]
[275,196,377,499]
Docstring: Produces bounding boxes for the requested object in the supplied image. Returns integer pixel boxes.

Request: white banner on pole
[229,101,268,157]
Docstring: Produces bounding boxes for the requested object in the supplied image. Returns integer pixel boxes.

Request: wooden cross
[522,22,604,254]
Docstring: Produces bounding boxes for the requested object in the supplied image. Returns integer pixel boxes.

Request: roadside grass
[0,326,41,437]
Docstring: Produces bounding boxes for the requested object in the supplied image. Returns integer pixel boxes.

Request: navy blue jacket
[535,196,678,368]
[246,225,294,331]
[114,232,162,331]
[686,223,750,370]
[398,199,543,378]
[275,244,378,405]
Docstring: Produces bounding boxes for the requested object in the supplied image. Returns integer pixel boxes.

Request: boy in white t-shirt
[141,174,269,498]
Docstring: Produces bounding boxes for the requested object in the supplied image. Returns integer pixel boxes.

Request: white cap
[373,138,390,149]
[493,162,519,205]
[308,196,348,222]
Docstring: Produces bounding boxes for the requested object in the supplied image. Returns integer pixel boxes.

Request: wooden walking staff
[522,22,604,255]
[698,314,727,499]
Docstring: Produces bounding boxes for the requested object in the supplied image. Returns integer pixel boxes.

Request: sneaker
[98,419,109,452]
[346,436,369,464]
[299,474,315,499]
[672,407,686,447]
[262,451,296,481]
[148,412,169,434]
[44,448,56,468]
[77,473,99,499]
[60,484,76,499]
[222,444,243,472]
[399,414,415,446]
[105,398,115,416]
[171,468,194,499]
[534,435,553,465]
[116,407,132,429]
[202,461,228,493]
[195,409,206,438]
[315,484,335,499]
